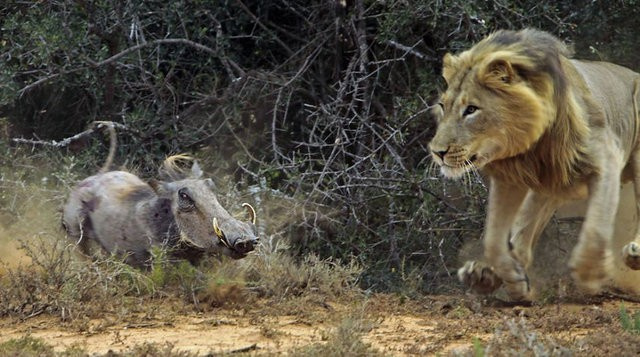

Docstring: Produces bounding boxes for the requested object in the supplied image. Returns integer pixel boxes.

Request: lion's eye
[463,105,479,116]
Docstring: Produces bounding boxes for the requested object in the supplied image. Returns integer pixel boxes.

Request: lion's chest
[485,162,591,201]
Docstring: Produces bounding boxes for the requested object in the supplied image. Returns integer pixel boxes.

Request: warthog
[62,155,259,267]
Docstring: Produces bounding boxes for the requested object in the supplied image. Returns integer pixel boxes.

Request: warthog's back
[62,171,160,265]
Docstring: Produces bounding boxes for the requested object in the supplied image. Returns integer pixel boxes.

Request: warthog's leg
[458,178,530,300]
[63,211,94,257]
[569,135,622,294]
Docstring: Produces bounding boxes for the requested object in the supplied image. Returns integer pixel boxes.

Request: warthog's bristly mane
[160,154,203,181]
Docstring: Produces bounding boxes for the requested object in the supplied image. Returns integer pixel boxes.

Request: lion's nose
[433,148,449,160]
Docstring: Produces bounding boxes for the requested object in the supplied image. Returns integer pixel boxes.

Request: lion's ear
[481,56,517,88]
[442,53,458,84]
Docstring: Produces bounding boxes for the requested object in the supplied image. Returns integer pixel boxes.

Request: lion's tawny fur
[430,28,640,300]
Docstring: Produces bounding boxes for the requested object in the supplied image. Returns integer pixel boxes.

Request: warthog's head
[154,156,259,259]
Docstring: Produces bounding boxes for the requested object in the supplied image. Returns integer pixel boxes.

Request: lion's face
[429,52,555,179]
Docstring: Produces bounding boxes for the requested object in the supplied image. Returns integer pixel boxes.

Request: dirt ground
[1,293,640,356]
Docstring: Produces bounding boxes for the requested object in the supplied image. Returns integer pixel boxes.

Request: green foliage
[149,246,204,302]
[472,337,485,357]
[620,304,640,334]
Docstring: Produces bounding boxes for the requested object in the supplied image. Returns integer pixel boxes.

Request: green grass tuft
[619,304,640,334]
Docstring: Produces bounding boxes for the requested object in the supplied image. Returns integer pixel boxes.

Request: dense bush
[1,0,639,293]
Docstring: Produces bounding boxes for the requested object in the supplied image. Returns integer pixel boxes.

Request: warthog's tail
[95,121,117,173]
[160,154,202,180]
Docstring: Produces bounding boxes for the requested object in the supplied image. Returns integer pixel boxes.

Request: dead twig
[11,121,135,148]
[221,343,258,354]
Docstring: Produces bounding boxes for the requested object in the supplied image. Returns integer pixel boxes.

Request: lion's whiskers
[470,157,487,190]
[462,158,476,190]
[427,159,438,177]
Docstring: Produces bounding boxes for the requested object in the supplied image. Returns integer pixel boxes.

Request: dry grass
[0,230,363,323]
[0,147,364,322]
[287,311,384,357]
[0,336,205,357]
[242,236,362,300]
[0,235,155,322]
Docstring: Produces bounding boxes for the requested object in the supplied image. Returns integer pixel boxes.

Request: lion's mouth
[441,154,479,168]
[439,153,487,179]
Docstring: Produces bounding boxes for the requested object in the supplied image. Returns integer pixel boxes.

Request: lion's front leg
[509,191,560,270]
[569,145,622,293]
[458,179,531,300]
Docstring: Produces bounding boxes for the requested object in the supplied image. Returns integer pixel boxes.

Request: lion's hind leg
[569,139,622,293]
[622,80,640,270]
[622,151,640,270]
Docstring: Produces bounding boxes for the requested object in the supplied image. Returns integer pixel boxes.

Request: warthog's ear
[149,179,172,195]
[191,160,203,179]
[204,178,216,190]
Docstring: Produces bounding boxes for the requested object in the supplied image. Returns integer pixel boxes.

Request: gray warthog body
[62,156,258,267]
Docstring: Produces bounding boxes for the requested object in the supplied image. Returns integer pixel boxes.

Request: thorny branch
[18,38,237,96]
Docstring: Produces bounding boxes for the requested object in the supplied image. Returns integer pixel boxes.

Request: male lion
[429,28,640,301]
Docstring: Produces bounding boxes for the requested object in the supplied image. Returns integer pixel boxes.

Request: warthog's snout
[233,236,259,255]
[211,203,259,257]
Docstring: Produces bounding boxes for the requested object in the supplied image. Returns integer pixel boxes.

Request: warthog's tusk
[242,203,256,225]
[212,217,231,248]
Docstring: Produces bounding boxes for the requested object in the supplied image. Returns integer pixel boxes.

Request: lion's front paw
[622,242,640,270]
[458,261,503,295]
[458,260,532,301]
[569,247,612,294]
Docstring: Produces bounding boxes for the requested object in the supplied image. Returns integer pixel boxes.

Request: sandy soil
[2,294,640,356]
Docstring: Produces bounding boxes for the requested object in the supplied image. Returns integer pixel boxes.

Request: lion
[429,28,640,301]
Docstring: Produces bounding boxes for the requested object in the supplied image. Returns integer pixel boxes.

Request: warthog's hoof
[458,261,503,295]
[622,242,640,270]
[569,247,612,295]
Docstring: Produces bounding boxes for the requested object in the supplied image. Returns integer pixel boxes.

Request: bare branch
[233,0,294,57]
[19,38,227,96]
[386,40,438,61]
[11,121,136,148]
